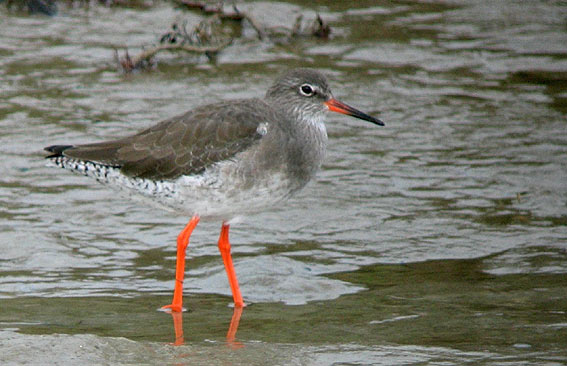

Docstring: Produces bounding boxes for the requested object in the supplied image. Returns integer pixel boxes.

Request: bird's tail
[44,145,74,159]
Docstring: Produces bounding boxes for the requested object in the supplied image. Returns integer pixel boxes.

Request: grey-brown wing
[51,99,272,180]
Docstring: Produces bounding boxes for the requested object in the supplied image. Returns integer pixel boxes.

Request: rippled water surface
[1,1,566,365]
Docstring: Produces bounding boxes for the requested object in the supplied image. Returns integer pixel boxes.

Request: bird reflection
[169,311,185,346]
[226,306,244,349]
[166,306,244,347]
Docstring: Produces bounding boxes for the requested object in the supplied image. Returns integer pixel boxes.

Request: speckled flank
[47,155,294,220]
[50,156,172,194]
[48,156,178,200]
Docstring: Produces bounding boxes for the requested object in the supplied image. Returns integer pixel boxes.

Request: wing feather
[49,99,274,180]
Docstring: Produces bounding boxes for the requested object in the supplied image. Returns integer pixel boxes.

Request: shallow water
[1,1,566,365]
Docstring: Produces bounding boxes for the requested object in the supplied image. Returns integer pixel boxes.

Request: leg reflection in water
[226,306,244,349]
[166,306,244,347]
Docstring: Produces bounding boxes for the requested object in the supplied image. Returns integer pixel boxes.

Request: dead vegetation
[4,0,332,73]
[174,1,331,40]
[115,16,233,73]
[115,1,331,73]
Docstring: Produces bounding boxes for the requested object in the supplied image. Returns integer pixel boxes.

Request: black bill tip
[324,98,385,126]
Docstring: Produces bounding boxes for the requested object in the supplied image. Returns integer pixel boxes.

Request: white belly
[49,157,294,221]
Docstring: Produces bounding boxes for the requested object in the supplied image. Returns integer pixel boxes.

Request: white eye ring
[299,84,315,97]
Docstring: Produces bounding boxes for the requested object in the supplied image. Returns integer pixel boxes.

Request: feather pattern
[46,99,275,180]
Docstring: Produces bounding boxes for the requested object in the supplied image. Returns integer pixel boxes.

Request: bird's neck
[284,113,329,186]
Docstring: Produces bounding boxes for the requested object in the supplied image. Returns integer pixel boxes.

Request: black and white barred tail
[45,145,177,199]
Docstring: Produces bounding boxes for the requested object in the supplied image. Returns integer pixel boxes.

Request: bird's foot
[160,304,185,313]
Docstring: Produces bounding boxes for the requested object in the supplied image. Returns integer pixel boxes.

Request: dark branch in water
[115,17,232,73]
[290,14,331,39]
[173,0,266,39]
[310,14,331,39]
[114,1,331,73]
[174,0,330,40]
[115,40,232,73]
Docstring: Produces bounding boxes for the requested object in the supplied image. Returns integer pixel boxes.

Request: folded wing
[45,99,273,180]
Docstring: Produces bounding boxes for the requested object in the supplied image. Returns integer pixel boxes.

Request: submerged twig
[140,39,230,62]
[115,16,232,73]
[115,1,331,73]
[174,0,330,41]
[115,39,231,73]
[290,14,331,39]
[174,0,267,39]
[309,14,331,39]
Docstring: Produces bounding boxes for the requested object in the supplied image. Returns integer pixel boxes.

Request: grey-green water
[1,1,566,365]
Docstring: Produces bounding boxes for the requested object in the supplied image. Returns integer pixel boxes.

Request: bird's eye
[299,84,315,97]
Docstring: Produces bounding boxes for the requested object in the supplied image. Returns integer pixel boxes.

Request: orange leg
[218,223,245,308]
[162,215,200,312]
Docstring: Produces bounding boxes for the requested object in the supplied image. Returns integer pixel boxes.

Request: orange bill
[325,98,384,126]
